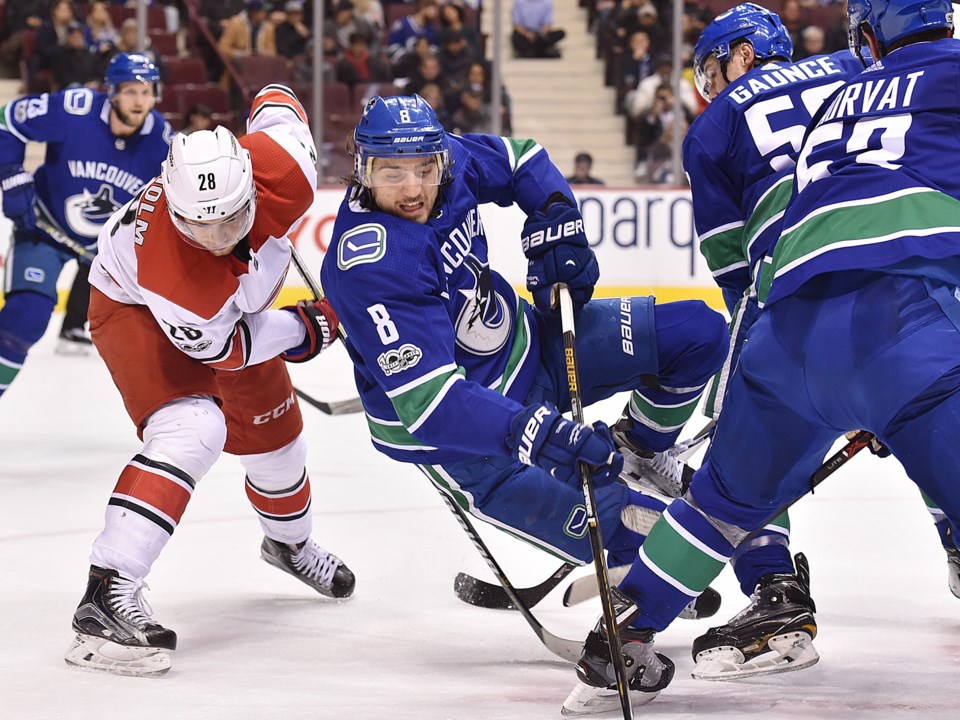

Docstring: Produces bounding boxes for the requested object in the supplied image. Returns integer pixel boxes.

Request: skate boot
[260,536,356,599]
[691,553,819,680]
[611,417,693,498]
[943,526,960,599]
[562,588,675,716]
[55,327,93,356]
[64,565,176,677]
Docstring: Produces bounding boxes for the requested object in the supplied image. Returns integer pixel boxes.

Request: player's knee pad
[0,291,56,357]
[240,434,308,488]
[654,300,729,388]
[141,395,227,480]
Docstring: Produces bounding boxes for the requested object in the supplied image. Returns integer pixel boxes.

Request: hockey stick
[429,480,583,663]
[293,387,364,415]
[454,423,717,611]
[35,217,96,262]
[561,430,875,607]
[454,561,577,610]
[285,240,365,414]
[554,283,634,720]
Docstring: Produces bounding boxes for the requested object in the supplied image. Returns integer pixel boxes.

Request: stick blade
[454,572,517,610]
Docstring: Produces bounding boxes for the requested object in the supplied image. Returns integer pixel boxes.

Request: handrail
[180,0,251,107]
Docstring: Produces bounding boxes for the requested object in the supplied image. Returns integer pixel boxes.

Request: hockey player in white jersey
[64,85,354,677]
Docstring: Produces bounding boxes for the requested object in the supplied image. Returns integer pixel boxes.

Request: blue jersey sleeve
[457,134,575,215]
[0,88,94,164]
[683,113,750,304]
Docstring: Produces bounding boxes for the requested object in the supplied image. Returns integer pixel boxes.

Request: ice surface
[2,322,959,719]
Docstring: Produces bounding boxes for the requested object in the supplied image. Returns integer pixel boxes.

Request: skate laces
[106,575,155,627]
[292,540,341,588]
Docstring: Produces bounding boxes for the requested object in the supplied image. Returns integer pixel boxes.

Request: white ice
[2,321,959,720]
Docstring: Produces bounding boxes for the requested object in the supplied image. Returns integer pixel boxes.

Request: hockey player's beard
[112,101,146,132]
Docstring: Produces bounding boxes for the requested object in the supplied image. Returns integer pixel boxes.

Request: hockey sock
[245,470,313,544]
[730,522,794,596]
[0,292,55,397]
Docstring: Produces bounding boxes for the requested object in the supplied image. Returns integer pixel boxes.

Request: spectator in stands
[352,0,386,33]
[292,38,335,84]
[393,35,435,84]
[336,31,391,87]
[325,0,378,54]
[795,24,825,60]
[439,2,481,54]
[219,0,277,60]
[387,0,439,66]
[511,0,565,58]
[0,0,47,82]
[615,1,667,58]
[276,1,311,59]
[113,19,160,67]
[35,0,82,90]
[183,103,214,135]
[201,0,248,36]
[779,0,808,52]
[419,82,451,130]
[634,83,693,184]
[566,152,605,186]
[51,21,101,91]
[462,60,513,134]
[86,1,119,73]
[407,53,443,95]
[438,29,478,105]
[616,30,654,114]
[626,55,697,126]
[449,88,492,134]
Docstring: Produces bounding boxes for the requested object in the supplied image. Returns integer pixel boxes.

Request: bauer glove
[0,164,36,231]
[521,197,598,313]
[280,297,339,363]
[507,402,623,489]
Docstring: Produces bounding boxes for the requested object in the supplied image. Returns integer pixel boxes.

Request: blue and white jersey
[0,87,172,248]
[768,39,960,304]
[321,133,573,465]
[683,50,862,310]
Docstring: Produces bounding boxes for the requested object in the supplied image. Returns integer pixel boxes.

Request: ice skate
[691,554,819,680]
[55,328,93,356]
[260,536,356,599]
[64,565,176,677]
[611,418,693,498]
[562,590,675,715]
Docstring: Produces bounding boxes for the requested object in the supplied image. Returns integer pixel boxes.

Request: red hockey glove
[280,298,339,363]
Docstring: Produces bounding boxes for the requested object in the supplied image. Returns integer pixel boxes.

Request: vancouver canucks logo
[64,184,121,238]
[454,254,512,356]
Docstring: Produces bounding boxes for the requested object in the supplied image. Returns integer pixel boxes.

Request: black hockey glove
[521,198,599,313]
[0,164,36,231]
[280,298,339,363]
[507,402,623,489]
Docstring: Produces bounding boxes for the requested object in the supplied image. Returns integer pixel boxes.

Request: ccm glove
[507,402,623,489]
[521,200,599,313]
[280,297,339,363]
[0,164,36,231]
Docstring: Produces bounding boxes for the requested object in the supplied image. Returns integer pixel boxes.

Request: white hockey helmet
[162,126,257,254]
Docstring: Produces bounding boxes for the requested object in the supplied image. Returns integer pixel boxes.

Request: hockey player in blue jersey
[0,52,171,398]
[679,2,960,684]
[676,3,867,682]
[320,95,730,707]
[565,0,960,711]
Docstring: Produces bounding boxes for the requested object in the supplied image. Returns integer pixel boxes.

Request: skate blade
[54,340,92,357]
[692,631,819,681]
[64,634,172,677]
[560,680,659,716]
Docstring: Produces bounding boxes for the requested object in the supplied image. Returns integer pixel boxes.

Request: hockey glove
[507,402,623,490]
[280,298,339,363]
[0,164,36,231]
[521,200,599,313]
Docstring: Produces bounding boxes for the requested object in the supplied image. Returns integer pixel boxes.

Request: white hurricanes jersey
[90,85,319,370]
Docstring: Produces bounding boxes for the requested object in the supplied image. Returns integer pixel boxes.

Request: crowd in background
[0,0,853,185]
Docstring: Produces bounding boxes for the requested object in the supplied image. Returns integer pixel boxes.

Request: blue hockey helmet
[105,52,161,99]
[694,3,793,100]
[847,0,953,58]
[353,94,451,188]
